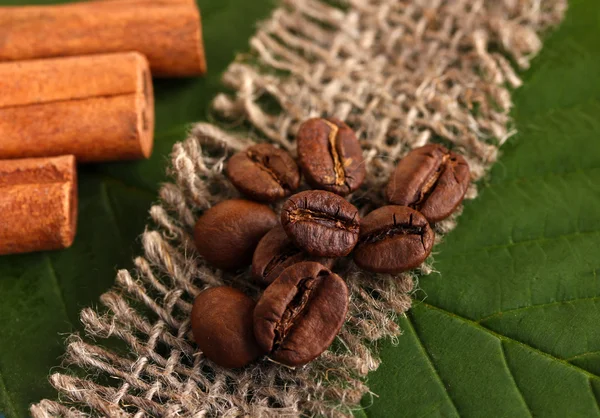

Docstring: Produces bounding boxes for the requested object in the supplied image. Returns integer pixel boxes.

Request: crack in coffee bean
[411,153,448,208]
[322,119,347,188]
[361,223,426,245]
[253,262,348,367]
[282,190,360,257]
[354,205,435,274]
[386,144,470,222]
[359,212,430,252]
[252,225,336,286]
[287,208,359,232]
[247,150,290,191]
[262,246,302,278]
[227,144,300,202]
[297,118,365,196]
[272,277,316,352]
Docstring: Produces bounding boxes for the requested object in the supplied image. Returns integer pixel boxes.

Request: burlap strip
[32,0,565,416]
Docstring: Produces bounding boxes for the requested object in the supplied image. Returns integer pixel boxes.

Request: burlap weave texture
[32,0,565,416]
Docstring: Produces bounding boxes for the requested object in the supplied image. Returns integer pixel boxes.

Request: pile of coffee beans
[191,117,470,369]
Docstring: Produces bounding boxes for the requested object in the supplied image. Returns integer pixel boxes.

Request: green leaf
[364,0,600,416]
[1,0,598,417]
[0,0,275,416]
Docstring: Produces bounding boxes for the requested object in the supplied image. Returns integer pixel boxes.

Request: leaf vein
[499,341,533,417]
[567,350,600,362]
[442,228,600,258]
[513,97,600,130]
[406,313,461,417]
[589,379,600,416]
[420,302,600,380]
[493,165,600,187]
[476,297,600,324]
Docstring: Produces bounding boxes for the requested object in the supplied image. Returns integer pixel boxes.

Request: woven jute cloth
[32,0,565,416]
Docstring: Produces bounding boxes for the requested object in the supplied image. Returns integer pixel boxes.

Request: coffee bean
[281,190,360,257]
[191,286,263,368]
[227,144,300,202]
[252,225,335,286]
[385,144,470,223]
[297,118,365,196]
[253,262,348,367]
[194,199,277,270]
[354,205,434,274]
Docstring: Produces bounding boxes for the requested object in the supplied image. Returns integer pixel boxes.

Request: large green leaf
[1,0,598,417]
[363,0,600,416]
[0,0,275,416]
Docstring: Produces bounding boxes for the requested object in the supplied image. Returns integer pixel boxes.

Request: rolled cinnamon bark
[0,155,78,255]
[0,52,154,162]
[0,0,206,77]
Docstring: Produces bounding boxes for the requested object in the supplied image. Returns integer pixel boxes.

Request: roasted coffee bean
[385,144,470,223]
[296,118,365,196]
[354,206,434,274]
[191,286,264,368]
[252,225,335,286]
[281,190,360,257]
[253,262,348,367]
[226,143,300,202]
[194,199,277,270]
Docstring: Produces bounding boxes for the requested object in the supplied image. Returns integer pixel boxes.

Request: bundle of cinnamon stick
[0,0,206,255]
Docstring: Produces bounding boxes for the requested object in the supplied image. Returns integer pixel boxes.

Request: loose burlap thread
[32,0,565,416]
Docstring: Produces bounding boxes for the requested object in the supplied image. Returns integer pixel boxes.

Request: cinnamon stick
[0,52,154,162]
[0,155,77,255]
[0,0,206,77]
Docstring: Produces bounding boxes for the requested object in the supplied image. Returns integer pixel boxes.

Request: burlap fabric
[32,0,565,416]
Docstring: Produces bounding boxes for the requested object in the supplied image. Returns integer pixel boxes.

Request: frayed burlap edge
[32,0,566,416]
